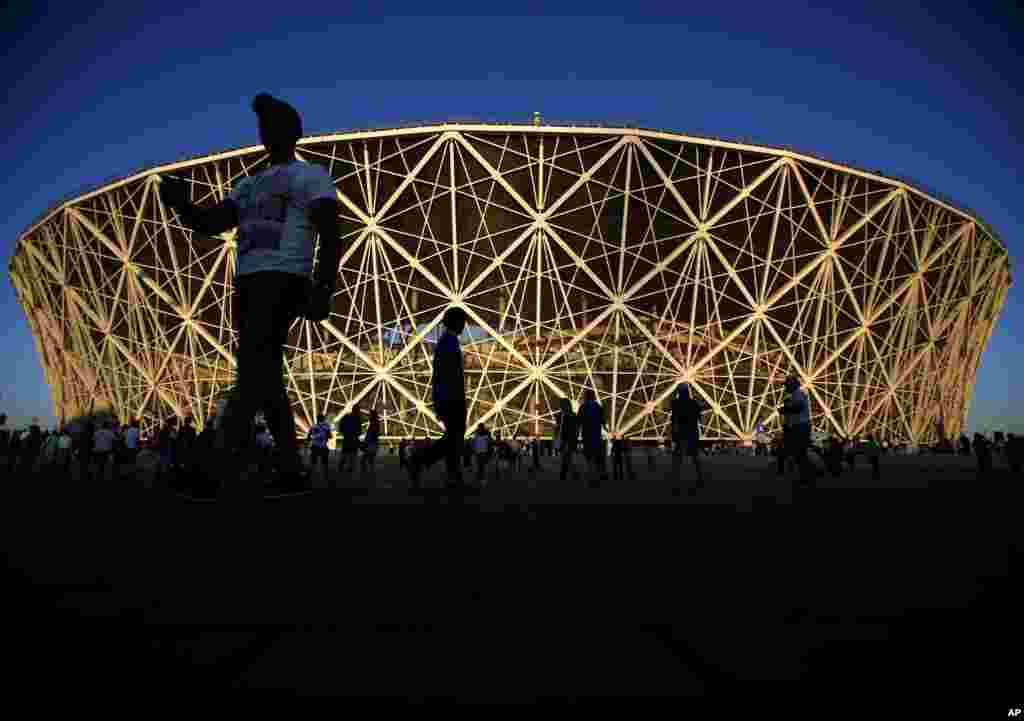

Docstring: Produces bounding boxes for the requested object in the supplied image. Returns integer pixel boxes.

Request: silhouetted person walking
[826,435,845,477]
[254,424,275,478]
[20,421,43,475]
[958,434,971,457]
[176,417,198,479]
[671,383,706,492]
[556,398,581,483]
[56,427,73,474]
[122,419,140,482]
[611,435,627,481]
[8,431,22,474]
[0,414,10,472]
[471,425,491,485]
[159,93,340,499]
[192,418,216,494]
[864,434,882,481]
[361,409,380,478]
[973,433,993,477]
[155,418,177,488]
[398,438,408,470]
[511,429,523,473]
[78,418,95,483]
[778,374,815,488]
[338,409,361,476]
[1007,433,1021,474]
[91,421,116,485]
[307,414,333,486]
[579,389,607,488]
[408,307,468,489]
[623,435,636,480]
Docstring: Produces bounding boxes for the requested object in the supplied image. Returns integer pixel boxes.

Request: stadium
[9,122,1012,445]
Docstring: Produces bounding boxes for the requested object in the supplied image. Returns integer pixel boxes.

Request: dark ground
[2,453,1021,707]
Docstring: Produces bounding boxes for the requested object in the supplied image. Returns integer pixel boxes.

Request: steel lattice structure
[10,124,1012,444]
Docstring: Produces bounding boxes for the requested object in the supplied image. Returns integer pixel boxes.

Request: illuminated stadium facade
[9,123,1012,444]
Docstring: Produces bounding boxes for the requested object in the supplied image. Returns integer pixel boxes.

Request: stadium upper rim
[11,119,1012,279]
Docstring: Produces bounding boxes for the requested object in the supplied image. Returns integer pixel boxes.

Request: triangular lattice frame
[10,125,1012,444]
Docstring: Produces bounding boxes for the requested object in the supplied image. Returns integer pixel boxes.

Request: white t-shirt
[93,428,116,453]
[125,427,139,449]
[227,160,336,278]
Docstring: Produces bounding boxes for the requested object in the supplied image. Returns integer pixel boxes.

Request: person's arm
[432,335,456,405]
[158,176,239,236]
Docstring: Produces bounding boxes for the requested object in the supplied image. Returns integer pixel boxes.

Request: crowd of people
[1,389,1019,495]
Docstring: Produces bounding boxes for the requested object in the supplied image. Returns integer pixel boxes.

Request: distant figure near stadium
[408,306,469,489]
[158,93,340,499]
[671,383,707,491]
[777,374,815,487]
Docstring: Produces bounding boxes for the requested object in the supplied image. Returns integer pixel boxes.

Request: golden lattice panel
[10,125,1012,444]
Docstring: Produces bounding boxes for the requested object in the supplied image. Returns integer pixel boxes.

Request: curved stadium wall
[9,124,1012,444]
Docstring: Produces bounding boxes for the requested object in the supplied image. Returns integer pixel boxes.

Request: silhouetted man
[123,419,140,482]
[579,388,607,487]
[671,382,706,491]
[471,424,491,485]
[826,435,845,477]
[338,409,361,475]
[973,433,993,477]
[778,374,815,488]
[91,421,116,484]
[398,438,408,470]
[0,414,10,469]
[1007,433,1021,474]
[308,413,333,485]
[176,417,198,478]
[155,418,177,488]
[864,434,882,481]
[409,307,467,489]
[958,434,971,457]
[159,93,340,499]
[611,435,626,481]
[20,420,43,476]
[78,418,95,483]
[556,398,581,483]
[360,409,380,477]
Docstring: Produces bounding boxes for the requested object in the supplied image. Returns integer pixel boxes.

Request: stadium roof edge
[10,121,1012,280]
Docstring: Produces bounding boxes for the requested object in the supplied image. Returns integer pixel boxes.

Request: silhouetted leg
[692,451,704,487]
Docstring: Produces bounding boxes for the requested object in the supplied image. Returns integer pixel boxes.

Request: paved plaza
[2,453,1020,702]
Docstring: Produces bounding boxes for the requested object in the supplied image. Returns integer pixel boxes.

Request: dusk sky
[2,1,1021,433]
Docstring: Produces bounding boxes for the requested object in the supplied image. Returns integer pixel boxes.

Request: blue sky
[2,1,1021,432]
